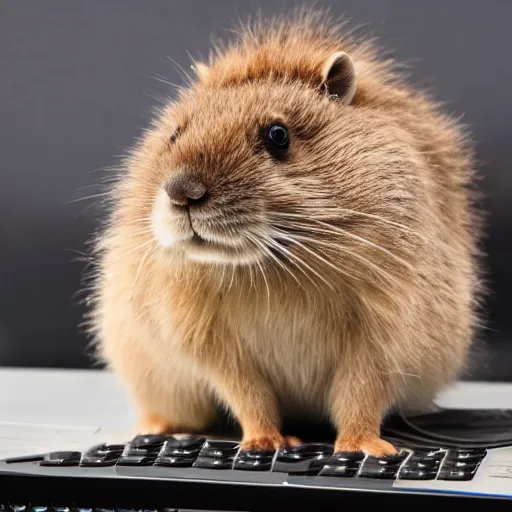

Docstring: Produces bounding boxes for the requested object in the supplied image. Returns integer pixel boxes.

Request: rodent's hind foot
[335,435,397,457]
[284,435,303,447]
[137,414,177,435]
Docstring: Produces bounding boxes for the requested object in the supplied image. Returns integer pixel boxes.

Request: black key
[131,434,168,449]
[169,436,205,450]
[154,455,196,467]
[5,453,45,463]
[273,454,330,475]
[238,449,275,458]
[30,507,48,512]
[365,450,408,466]
[405,459,440,470]
[40,451,81,467]
[125,446,159,456]
[97,443,125,452]
[319,464,358,477]
[199,440,239,458]
[160,437,205,458]
[359,463,398,479]
[398,467,437,480]
[10,507,26,512]
[445,449,487,463]
[234,451,273,471]
[273,444,332,475]
[193,456,234,469]
[117,453,156,466]
[233,457,273,471]
[330,451,365,464]
[323,451,365,471]
[278,444,333,460]
[410,449,445,461]
[455,449,487,459]
[80,444,123,466]
[438,467,477,481]
[80,454,119,467]
[442,459,479,470]
[84,443,125,456]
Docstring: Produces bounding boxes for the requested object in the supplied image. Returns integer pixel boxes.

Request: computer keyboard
[1,433,509,511]
[4,408,512,510]
[6,434,487,479]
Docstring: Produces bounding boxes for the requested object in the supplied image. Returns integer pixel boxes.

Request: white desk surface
[1,367,512,459]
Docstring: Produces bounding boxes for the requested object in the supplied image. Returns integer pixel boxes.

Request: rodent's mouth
[177,233,264,265]
[151,188,265,265]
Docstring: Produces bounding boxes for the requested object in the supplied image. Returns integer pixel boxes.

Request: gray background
[1,0,511,379]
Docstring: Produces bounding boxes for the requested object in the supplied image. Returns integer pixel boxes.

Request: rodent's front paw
[335,435,397,457]
[241,433,302,451]
[241,432,286,451]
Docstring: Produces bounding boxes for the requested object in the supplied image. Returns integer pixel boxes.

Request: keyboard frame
[1,459,511,511]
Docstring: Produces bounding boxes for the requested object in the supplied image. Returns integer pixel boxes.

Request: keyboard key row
[4,436,488,481]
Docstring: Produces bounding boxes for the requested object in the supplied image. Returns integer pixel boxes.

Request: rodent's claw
[241,432,286,452]
[241,433,303,451]
[335,436,398,457]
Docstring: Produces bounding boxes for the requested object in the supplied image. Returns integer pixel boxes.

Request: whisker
[246,233,304,291]
[227,264,237,292]
[270,216,414,272]
[122,238,157,259]
[314,219,415,272]
[260,235,324,293]
[134,242,157,288]
[66,192,111,205]
[282,208,418,234]
[272,231,361,285]
[269,240,336,292]
[255,259,271,314]
[165,56,193,84]
[150,73,184,90]
[277,230,401,288]
[248,262,255,291]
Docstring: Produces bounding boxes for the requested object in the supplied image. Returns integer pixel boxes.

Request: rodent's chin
[183,238,264,266]
[157,236,265,266]
[151,189,264,266]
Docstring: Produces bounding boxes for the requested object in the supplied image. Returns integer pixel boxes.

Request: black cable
[391,408,512,448]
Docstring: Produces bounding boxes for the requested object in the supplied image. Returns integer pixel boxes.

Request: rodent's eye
[265,123,289,151]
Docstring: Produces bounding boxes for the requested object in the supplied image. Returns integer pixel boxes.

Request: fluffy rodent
[87,10,482,456]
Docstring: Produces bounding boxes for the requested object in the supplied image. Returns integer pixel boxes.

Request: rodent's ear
[321,52,357,104]
[192,62,210,82]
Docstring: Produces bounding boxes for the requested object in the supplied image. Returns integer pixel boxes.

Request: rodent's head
[120,16,423,289]
[149,50,358,266]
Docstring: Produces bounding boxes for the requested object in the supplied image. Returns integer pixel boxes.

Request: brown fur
[87,10,483,456]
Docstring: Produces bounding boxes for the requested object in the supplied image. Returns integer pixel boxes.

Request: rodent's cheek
[151,188,193,248]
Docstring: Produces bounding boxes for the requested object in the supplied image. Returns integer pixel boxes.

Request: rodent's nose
[164,171,208,208]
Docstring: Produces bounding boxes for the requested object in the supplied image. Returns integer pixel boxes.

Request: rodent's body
[89,12,481,455]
